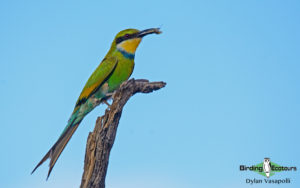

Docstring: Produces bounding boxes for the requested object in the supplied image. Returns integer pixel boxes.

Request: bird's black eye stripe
[116,33,138,44]
[116,37,123,44]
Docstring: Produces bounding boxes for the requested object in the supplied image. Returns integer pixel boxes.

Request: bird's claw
[102,99,111,108]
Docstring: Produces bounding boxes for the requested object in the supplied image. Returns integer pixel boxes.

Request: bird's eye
[125,34,130,38]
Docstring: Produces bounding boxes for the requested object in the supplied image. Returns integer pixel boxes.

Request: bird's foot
[102,99,111,108]
[105,92,114,99]
[102,92,115,110]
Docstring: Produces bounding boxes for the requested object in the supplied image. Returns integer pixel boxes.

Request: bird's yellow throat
[117,38,142,54]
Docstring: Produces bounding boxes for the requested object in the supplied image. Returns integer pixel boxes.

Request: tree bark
[80,78,166,188]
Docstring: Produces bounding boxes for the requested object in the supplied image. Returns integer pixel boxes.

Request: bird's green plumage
[32,28,161,179]
[64,30,140,134]
[74,57,118,108]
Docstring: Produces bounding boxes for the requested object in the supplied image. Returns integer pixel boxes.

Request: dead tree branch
[80,78,166,188]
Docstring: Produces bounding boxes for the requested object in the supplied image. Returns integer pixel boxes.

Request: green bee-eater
[32,28,161,179]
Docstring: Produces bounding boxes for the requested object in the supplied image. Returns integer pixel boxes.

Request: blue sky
[1,0,300,187]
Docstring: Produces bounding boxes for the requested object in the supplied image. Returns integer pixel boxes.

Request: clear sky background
[1,0,300,187]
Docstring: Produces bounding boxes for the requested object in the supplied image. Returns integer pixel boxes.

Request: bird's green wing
[75,57,118,107]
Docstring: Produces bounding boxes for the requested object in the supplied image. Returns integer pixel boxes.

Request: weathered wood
[80,78,166,188]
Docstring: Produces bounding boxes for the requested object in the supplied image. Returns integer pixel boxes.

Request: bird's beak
[137,28,162,38]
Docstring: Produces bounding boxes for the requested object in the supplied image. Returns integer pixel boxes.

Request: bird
[31,28,161,179]
[263,157,271,178]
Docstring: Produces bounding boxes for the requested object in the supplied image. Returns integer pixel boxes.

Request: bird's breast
[106,57,134,92]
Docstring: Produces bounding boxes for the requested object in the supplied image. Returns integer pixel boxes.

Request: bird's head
[264,158,270,163]
[114,28,161,56]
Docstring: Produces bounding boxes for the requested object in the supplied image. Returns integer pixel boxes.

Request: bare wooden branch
[80,78,166,188]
